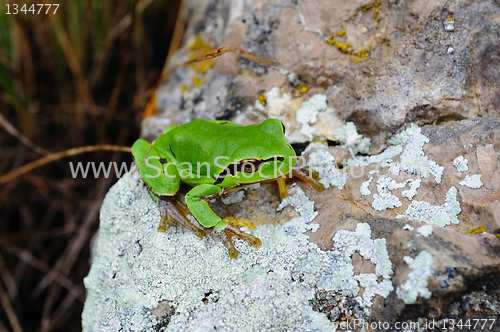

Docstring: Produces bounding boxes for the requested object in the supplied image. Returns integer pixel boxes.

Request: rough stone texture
[84,0,500,331]
[144,0,500,146]
[83,177,396,332]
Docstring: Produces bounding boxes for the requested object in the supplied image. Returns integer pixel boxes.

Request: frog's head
[217,119,297,186]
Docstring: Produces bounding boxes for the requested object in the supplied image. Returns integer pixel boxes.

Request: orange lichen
[143,93,158,118]
[326,2,379,63]
[258,94,267,106]
[185,36,215,88]
[187,36,205,51]
[465,225,486,234]
[363,4,373,12]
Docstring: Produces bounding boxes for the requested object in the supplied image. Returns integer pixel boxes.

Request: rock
[143,0,500,147]
[83,0,500,330]
[82,118,500,331]
[82,177,395,331]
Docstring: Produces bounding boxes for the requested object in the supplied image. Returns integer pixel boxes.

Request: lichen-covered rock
[82,118,500,330]
[82,176,395,331]
[303,118,500,323]
[84,0,500,330]
[144,0,500,146]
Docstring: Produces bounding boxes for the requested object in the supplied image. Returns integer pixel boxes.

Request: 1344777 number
[6,4,59,14]
[442,319,496,330]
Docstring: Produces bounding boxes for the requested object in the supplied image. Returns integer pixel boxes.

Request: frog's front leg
[275,169,326,199]
[158,196,205,238]
[185,184,261,259]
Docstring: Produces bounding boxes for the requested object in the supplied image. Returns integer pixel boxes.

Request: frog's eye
[243,162,255,173]
[281,121,286,135]
[239,159,257,173]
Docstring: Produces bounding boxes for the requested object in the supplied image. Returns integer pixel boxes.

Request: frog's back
[154,119,293,177]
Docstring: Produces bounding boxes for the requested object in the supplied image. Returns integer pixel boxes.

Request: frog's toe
[213,229,239,259]
[157,214,173,232]
[211,223,261,259]
[225,224,262,248]
[224,238,239,259]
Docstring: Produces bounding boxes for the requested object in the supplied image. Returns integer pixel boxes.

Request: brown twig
[0,112,50,156]
[0,280,22,332]
[0,145,132,185]
[38,152,121,331]
[2,244,84,302]
[0,253,18,300]
[163,0,185,71]
[46,2,101,135]
[155,47,279,94]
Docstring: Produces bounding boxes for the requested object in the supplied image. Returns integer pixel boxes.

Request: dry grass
[0,0,181,330]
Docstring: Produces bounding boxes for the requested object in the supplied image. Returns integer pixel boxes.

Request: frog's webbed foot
[208,219,261,259]
[158,197,205,238]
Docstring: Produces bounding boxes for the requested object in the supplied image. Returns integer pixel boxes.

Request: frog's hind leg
[208,223,261,259]
[291,168,325,192]
[158,197,205,238]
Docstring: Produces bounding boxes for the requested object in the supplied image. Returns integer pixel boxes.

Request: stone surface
[84,0,500,330]
[144,0,500,147]
[82,177,395,331]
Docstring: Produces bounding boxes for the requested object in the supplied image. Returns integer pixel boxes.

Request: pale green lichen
[397,124,444,183]
[398,186,461,226]
[83,174,394,331]
[349,124,457,223]
[277,186,319,233]
[334,122,371,156]
[360,177,373,196]
[372,176,403,211]
[288,72,299,86]
[306,147,347,190]
[296,94,329,140]
[453,156,468,172]
[417,225,433,237]
[397,251,433,304]
[403,224,414,231]
[302,141,328,155]
[401,179,421,201]
[254,86,292,117]
[385,123,444,183]
[386,124,421,146]
[459,174,483,189]
[349,145,402,168]
[317,223,393,314]
[221,190,245,205]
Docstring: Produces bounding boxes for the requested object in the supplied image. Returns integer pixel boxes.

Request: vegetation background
[0,0,181,330]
